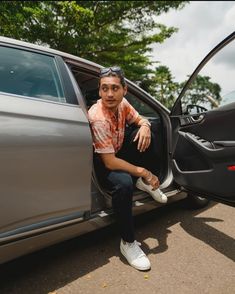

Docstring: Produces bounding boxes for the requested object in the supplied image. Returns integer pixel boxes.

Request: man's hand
[133,125,151,152]
[146,174,160,190]
[143,170,160,190]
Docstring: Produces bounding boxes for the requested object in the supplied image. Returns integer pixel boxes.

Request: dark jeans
[94,126,158,242]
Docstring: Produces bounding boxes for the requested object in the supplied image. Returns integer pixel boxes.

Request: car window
[71,68,99,108]
[0,46,65,103]
[181,39,235,114]
[125,92,159,118]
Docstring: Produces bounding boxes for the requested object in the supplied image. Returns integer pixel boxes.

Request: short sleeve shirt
[88,98,140,153]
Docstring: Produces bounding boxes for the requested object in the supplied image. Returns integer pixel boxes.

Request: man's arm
[100,153,159,189]
[100,153,147,177]
[133,116,151,152]
[136,117,151,128]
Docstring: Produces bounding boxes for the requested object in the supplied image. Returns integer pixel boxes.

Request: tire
[185,193,210,209]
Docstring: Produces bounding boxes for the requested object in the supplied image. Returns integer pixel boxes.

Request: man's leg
[117,126,168,203]
[117,125,160,177]
[94,154,135,242]
[107,171,135,242]
[93,154,151,270]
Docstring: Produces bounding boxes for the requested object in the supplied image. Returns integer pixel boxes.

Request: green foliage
[2,1,220,112]
[0,0,187,83]
[140,65,180,109]
[181,75,222,111]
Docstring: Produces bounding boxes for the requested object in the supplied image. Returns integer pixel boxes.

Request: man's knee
[109,172,133,194]
[116,173,133,192]
[119,173,133,192]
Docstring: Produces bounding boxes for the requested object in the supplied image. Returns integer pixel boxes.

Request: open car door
[170,31,235,207]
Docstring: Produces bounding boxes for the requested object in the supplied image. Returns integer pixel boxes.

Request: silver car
[0,32,234,264]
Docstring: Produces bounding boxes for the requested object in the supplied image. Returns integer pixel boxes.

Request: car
[0,31,234,264]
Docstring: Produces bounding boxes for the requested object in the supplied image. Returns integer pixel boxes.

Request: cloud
[214,39,235,68]
[225,3,235,27]
[150,1,235,95]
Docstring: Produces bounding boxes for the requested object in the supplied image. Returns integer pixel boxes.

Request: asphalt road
[0,200,234,294]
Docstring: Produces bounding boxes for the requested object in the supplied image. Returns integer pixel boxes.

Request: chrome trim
[0,216,84,245]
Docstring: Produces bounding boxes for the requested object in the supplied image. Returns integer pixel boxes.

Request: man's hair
[99,66,126,87]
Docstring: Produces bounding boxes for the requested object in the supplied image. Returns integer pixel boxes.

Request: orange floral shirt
[88,98,140,153]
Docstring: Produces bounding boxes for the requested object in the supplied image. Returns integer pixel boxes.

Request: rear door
[170,32,235,206]
[0,43,92,242]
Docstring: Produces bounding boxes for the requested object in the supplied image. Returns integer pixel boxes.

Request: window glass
[125,92,159,118]
[71,68,99,108]
[0,46,65,103]
[181,39,235,114]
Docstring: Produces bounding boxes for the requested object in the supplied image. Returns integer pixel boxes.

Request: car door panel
[170,32,235,206]
[172,103,235,206]
[0,94,92,236]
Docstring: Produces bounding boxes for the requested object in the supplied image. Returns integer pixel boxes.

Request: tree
[140,65,180,108]
[181,75,222,112]
[0,1,188,82]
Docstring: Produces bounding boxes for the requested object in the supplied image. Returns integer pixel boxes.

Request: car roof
[0,36,102,69]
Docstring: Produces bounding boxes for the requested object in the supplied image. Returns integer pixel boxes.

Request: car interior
[70,66,169,207]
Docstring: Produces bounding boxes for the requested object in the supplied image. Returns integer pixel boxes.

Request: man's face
[99,76,127,112]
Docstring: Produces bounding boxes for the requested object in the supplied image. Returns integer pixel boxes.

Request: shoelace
[140,178,164,194]
[128,241,145,258]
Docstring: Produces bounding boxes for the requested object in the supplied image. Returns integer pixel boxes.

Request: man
[88,66,167,271]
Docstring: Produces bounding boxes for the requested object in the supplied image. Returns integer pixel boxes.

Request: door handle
[190,114,204,123]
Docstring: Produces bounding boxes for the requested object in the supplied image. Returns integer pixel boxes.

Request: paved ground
[0,200,234,294]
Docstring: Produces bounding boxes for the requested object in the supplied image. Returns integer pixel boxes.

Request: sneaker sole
[120,245,151,271]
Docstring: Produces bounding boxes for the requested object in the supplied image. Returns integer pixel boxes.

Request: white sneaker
[136,177,168,203]
[120,239,151,271]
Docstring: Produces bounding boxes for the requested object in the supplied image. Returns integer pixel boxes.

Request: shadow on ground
[0,200,233,294]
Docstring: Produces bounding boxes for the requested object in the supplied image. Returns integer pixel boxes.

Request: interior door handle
[179,114,205,126]
[190,114,204,123]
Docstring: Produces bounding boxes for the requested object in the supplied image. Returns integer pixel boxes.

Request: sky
[151,1,235,96]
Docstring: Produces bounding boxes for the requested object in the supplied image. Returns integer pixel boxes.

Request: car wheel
[185,193,210,209]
